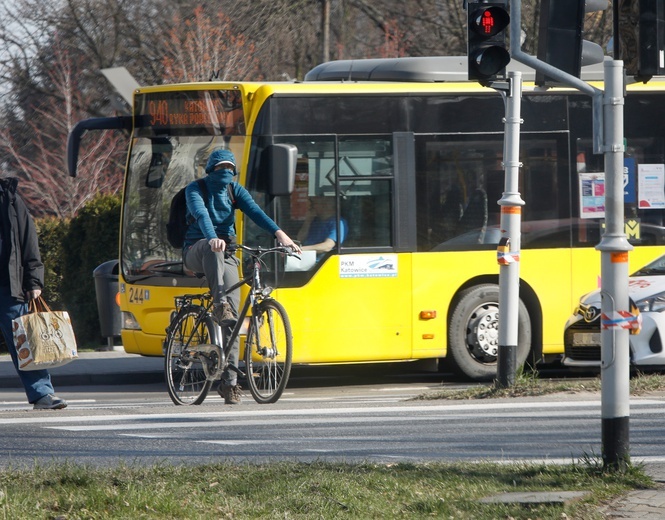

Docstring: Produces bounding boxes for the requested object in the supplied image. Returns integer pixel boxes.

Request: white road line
[0,399,663,426]
[41,406,665,432]
[0,399,97,406]
[280,397,406,403]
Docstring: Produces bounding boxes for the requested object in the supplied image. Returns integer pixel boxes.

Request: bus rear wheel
[447,283,531,382]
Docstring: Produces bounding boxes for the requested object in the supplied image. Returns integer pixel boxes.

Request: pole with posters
[597,59,632,470]
[508,0,632,470]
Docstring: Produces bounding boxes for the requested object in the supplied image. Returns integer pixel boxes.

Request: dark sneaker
[218,384,242,405]
[212,302,236,325]
[33,394,68,410]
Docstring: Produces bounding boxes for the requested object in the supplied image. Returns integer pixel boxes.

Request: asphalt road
[1,368,664,469]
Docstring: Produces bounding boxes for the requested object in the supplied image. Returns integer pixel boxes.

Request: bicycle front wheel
[245,299,293,404]
[165,305,216,405]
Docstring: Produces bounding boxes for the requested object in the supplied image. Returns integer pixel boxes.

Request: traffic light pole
[508,0,603,154]
[496,71,524,388]
[507,0,632,470]
[598,59,632,470]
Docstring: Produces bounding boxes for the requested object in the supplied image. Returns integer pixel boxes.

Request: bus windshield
[121,89,245,282]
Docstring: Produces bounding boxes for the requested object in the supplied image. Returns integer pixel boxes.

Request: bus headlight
[121,311,141,330]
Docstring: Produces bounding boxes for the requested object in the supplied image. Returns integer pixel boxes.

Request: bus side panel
[628,247,665,274]
[411,252,461,359]
[412,249,573,361]
[276,254,413,364]
[410,251,502,359]
[520,248,574,356]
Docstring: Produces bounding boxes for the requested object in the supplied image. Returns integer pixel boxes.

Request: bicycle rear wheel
[165,305,216,405]
[244,299,293,404]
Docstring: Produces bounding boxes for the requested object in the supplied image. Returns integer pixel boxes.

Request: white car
[563,254,665,368]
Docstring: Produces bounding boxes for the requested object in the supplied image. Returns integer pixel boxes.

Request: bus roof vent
[304,56,606,83]
[304,57,467,82]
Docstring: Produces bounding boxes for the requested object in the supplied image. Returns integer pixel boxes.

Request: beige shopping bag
[12,297,78,371]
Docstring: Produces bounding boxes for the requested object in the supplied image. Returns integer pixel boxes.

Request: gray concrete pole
[496,72,525,388]
[597,59,632,470]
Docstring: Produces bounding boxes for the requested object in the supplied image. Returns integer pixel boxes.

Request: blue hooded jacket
[184,149,280,246]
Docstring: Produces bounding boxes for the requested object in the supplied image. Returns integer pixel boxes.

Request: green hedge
[36,194,121,346]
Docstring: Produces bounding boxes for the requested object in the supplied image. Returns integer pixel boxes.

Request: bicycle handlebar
[227,243,300,260]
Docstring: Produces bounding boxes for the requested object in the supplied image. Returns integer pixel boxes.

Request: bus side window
[456,188,488,242]
[340,182,392,248]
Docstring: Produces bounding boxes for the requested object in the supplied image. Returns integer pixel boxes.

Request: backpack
[165,180,236,248]
[166,179,208,248]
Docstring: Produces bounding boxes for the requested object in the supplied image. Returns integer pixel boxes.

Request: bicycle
[163,244,296,405]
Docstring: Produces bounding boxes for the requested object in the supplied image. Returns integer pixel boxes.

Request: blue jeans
[0,285,54,403]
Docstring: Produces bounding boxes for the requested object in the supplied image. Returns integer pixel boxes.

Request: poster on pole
[624,157,637,204]
[638,164,665,209]
[579,172,605,219]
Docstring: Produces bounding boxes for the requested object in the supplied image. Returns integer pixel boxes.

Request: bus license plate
[572,332,601,346]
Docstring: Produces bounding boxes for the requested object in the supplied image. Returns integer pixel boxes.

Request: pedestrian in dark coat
[0,177,67,409]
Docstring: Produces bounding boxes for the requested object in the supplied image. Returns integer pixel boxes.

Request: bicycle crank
[186,343,225,381]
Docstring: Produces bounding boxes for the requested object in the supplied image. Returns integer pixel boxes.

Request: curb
[0,371,165,388]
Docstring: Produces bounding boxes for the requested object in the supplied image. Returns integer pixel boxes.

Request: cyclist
[183,148,300,405]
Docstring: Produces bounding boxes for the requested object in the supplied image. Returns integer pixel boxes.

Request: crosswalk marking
[42,405,665,433]
[0,398,663,424]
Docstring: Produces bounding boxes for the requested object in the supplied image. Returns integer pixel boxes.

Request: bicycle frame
[164,244,296,405]
[173,246,286,378]
[220,248,276,368]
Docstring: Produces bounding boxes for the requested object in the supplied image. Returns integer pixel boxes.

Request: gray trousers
[183,239,241,386]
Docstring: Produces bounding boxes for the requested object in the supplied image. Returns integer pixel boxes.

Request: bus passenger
[0,178,68,409]
[182,148,300,405]
[298,196,347,252]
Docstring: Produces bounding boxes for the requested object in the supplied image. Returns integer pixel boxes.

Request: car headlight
[634,291,665,313]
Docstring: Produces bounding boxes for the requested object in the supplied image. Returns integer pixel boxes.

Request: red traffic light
[467,2,510,82]
[469,6,510,38]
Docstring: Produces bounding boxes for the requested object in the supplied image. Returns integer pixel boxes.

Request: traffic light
[536,0,608,86]
[617,0,665,82]
[467,1,511,83]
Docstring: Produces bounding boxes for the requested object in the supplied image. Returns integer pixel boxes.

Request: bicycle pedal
[228,364,246,378]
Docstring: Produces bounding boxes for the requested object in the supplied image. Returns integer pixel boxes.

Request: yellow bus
[68,57,665,381]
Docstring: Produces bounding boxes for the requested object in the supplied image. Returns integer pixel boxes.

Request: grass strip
[0,460,652,519]
[414,371,665,401]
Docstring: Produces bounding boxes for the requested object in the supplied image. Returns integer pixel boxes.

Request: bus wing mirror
[268,143,297,196]
[67,116,132,177]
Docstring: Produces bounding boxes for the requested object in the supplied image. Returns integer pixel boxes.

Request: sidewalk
[0,348,164,387]
[598,462,665,519]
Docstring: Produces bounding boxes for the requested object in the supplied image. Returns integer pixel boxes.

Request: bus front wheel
[447,283,531,382]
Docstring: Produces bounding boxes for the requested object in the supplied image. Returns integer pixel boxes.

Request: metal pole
[496,71,525,388]
[509,0,604,153]
[597,59,632,470]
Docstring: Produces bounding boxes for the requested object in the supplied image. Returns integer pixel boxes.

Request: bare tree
[0,40,124,218]
[162,6,261,82]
